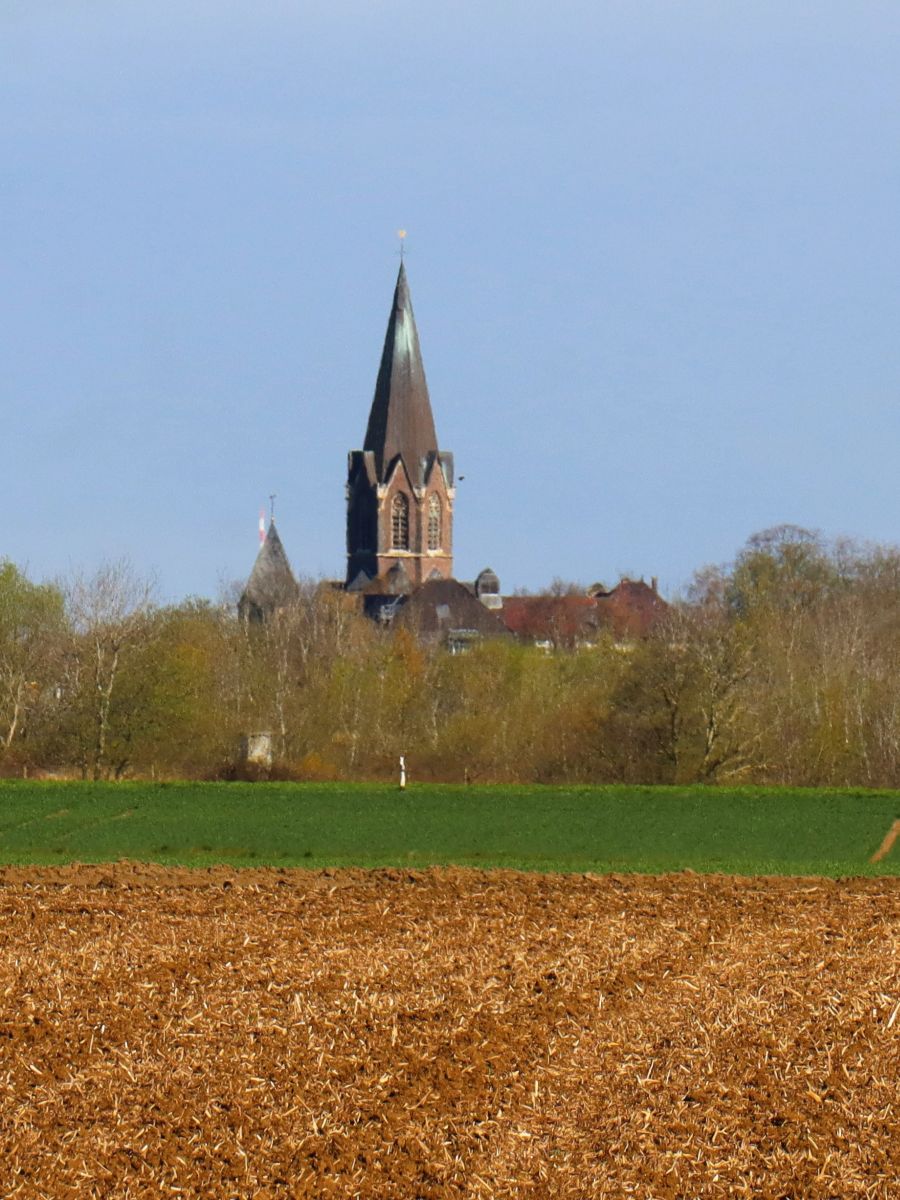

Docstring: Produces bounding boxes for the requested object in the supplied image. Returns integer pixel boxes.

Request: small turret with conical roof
[238,520,299,623]
[346,263,455,588]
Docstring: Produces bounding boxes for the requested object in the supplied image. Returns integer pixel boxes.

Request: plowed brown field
[0,866,897,1199]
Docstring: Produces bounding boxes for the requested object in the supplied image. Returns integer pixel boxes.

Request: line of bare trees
[1,526,899,786]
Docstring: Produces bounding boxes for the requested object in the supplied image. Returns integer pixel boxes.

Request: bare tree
[0,562,66,757]
[63,561,157,779]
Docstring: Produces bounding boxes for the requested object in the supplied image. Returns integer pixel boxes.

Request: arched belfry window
[391,493,410,550]
[427,494,441,551]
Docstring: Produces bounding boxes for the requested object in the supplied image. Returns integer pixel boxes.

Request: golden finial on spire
[397,229,407,260]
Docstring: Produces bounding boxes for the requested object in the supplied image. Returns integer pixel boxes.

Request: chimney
[651,576,658,595]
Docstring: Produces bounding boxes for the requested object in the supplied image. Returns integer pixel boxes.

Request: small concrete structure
[240,732,273,768]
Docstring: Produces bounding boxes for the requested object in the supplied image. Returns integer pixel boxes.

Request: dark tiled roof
[363,263,439,486]
[358,561,414,596]
[346,569,373,593]
[392,578,508,640]
[238,521,299,621]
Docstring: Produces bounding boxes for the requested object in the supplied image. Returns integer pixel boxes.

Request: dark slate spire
[238,521,299,623]
[363,262,439,484]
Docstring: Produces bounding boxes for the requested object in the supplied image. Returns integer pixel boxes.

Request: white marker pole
[399,755,407,790]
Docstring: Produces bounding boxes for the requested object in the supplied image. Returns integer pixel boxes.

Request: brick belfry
[346,263,455,590]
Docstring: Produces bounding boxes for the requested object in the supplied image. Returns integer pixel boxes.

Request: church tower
[238,519,299,622]
[346,263,455,589]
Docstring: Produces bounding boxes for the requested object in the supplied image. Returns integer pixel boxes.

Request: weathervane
[269,493,277,522]
[397,229,407,261]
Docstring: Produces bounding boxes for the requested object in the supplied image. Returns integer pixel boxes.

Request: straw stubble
[0,865,897,1198]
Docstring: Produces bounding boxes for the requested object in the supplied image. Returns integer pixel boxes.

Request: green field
[0,781,897,875]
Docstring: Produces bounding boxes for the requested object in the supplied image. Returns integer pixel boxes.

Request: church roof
[392,578,509,641]
[358,561,414,596]
[363,262,439,485]
[238,521,299,620]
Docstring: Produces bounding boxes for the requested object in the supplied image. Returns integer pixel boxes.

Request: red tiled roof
[501,595,598,645]
[593,579,668,637]
[501,580,668,643]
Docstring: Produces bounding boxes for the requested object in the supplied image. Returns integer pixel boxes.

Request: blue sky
[3,1,899,599]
